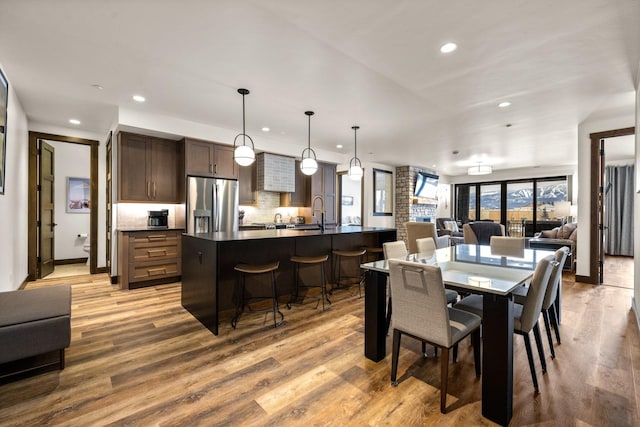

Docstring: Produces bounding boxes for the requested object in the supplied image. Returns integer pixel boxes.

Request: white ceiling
[0,0,638,176]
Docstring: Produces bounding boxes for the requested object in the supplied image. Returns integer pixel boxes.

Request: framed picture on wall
[0,66,8,195]
[373,168,393,216]
[66,177,90,213]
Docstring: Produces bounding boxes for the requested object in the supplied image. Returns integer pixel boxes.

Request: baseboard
[18,276,30,290]
[55,258,88,265]
[95,267,109,274]
[575,274,597,284]
[632,297,640,331]
[111,276,118,285]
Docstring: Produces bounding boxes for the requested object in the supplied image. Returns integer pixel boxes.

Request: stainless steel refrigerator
[186,176,239,234]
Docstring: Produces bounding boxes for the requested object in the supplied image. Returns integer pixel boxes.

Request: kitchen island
[181,226,396,335]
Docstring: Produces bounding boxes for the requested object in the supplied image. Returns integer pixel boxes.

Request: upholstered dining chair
[388,259,481,413]
[454,254,556,392]
[405,222,449,252]
[513,246,569,359]
[382,241,408,335]
[490,236,525,257]
[416,237,437,257]
[463,222,505,245]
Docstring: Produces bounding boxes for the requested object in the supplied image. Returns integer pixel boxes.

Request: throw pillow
[444,221,458,232]
[540,229,558,239]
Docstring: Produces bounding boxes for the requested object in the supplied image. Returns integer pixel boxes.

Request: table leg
[364,270,387,362]
[482,293,514,426]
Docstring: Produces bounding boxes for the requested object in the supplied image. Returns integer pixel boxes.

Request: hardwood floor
[1,270,639,426]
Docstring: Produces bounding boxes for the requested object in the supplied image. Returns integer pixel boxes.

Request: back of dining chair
[463,222,506,244]
[518,255,556,333]
[404,222,445,253]
[383,241,408,260]
[490,236,525,257]
[542,247,569,310]
[416,237,436,257]
[388,259,450,347]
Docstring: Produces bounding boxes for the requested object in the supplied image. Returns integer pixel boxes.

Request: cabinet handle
[147,235,167,241]
[147,249,167,257]
[214,164,218,174]
[148,267,167,276]
[147,182,151,198]
[209,164,213,173]
[153,182,156,198]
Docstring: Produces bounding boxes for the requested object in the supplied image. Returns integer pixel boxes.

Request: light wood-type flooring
[0,257,638,426]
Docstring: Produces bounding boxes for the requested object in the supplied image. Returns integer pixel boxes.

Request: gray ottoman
[0,284,71,372]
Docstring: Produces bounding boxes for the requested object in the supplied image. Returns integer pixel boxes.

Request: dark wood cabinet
[118,132,180,202]
[238,163,257,205]
[311,162,337,225]
[280,161,310,207]
[184,138,238,179]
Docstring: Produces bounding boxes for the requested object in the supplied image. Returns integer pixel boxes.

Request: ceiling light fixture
[336,144,343,149]
[261,127,270,132]
[498,101,511,108]
[468,163,492,175]
[440,42,457,53]
[69,119,81,125]
[348,125,363,180]
[233,88,256,166]
[300,111,318,176]
[132,95,145,102]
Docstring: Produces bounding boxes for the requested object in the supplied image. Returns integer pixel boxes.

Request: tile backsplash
[240,191,310,224]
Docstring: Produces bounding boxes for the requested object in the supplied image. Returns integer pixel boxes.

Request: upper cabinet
[184,138,238,180]
[118,132,181,203]
[280,161,310,207]
[238,163,257,205]
[311,162,337,226]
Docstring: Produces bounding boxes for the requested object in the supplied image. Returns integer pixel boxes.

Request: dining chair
[463,222,505,245]
[388,259,482,413]
[416,237,437,257]
[490,236,525,257]
[513,246,569,359]
[454,254,556,392]
[404,222,449,252]
[382,241,408,335]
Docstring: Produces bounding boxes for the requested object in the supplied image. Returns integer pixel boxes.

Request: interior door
[39,140,56,278]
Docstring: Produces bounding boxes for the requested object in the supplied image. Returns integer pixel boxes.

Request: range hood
[256,152,295,192]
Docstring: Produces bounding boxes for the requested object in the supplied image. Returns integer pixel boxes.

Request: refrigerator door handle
[214,182,220,232]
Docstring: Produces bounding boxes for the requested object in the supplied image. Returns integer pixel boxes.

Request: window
[479,184,500,221]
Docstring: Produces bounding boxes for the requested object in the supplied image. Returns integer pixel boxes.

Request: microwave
[148,210,169,228]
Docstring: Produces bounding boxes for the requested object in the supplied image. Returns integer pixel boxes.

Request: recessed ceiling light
[261,127,270,132]
[432,164,437,168]
[336,144,343,149]
[133,95,146,102]
[440,42,457,53]
[91,84,103,90]
[69,119,81,125]
[498,101,511,108]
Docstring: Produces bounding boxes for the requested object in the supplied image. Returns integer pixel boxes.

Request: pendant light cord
[242,92,246,146]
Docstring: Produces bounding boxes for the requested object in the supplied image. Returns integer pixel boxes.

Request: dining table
[360,243,555,427]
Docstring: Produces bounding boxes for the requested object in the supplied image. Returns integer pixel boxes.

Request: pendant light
[233,88,256,166]
[300,111,318,175]
[348,125,363,180]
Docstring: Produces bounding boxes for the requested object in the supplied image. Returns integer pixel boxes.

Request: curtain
[604,164,634,256]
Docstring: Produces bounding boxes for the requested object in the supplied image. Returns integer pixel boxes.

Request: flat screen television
[414,172,439,199]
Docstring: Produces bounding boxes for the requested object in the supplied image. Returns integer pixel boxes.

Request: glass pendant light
[348,125,363,180]
[233,88,256,166]
[300,111,318,175]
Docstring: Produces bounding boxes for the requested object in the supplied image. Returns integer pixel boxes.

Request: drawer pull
[148,268,167,276]
[147,249,167,257]
[147,235,167,241]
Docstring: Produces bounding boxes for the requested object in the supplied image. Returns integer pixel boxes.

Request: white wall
[634,67,640,322]
[47,140,91,260]
[0,65,28,291]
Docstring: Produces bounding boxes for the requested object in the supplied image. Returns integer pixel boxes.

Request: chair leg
[549,304,561,344]
[453,343,458,363]
[440,346,449,413]
[472,329,481,377]
[542,309,555,358]
[391,329,401,386]
[385,294,392,336]
[532,322,547,373]
[271,271,284,328]
[522,333,539,392]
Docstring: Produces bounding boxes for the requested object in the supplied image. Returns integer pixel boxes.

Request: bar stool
[287,254,330,311]
[231,261,284,329]
[332,248,367,297]
[364,246,384,263]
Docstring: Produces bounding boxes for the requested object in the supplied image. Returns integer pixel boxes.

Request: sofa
[0,284,71,377]
[436,218,464,238]
[528,222,577,270]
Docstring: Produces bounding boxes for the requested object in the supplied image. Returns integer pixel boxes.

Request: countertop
[183,226,396,242]
[117,227,185,232]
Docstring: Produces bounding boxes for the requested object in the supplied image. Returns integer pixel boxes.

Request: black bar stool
[288,254,330,311]
[231,261,284,329]
[332,248,367,297]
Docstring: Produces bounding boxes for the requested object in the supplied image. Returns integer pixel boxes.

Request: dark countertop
[184,226,396,242]
[118,227,185,232]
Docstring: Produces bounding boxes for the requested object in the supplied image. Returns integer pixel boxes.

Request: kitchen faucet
[311,195,325,232]
[273,212,282,223]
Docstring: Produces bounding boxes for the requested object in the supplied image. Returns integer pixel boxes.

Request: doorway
[337,171,364,226]
[28,132,99,280]
[587,127,635,285]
